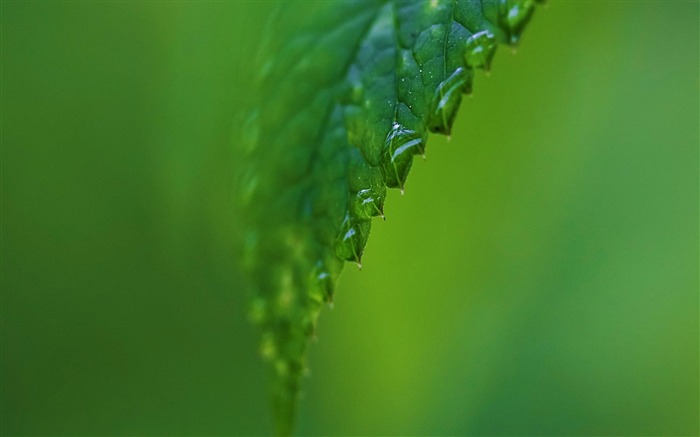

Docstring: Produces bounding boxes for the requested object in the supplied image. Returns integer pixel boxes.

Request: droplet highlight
[334,213,370,263]
[309,259,336,305]
[464,30,498,71]
[498,0,537,45]
[351,187,386,219]
[381,123,425,189]
[428,67,469,135]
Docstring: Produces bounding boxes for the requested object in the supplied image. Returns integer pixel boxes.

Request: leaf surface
[235,1,542,433]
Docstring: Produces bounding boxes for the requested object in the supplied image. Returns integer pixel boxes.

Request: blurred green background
[2,1,697,435]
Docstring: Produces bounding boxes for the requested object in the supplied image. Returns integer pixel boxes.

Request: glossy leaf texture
[234,0,542,434]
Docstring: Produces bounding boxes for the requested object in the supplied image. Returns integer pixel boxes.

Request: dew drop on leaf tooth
[498,0,537,45]
[309,258,340,305]
[464,30,498,71]
[334,213,370,265]
[352,187,385,219]
[428,67,469,135]
[347,150,386,218]
[381,123,425,190]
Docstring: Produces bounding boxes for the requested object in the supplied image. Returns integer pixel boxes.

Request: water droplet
[498,0,537,45]
[351,187,385,219]
[309,260,336,304]
[381,123,424,189]
[334,213,370,263]
[464,30,497,71]
[428,67,469,135]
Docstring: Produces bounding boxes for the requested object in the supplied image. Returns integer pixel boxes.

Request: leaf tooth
[380,122,425,189]
[334,213,371,264]
[464,30,498,72]
[427,67,470,135]
[347,149,387,219]
[309,257,342,306]
[350,187,385,219]
[484,0,538,47]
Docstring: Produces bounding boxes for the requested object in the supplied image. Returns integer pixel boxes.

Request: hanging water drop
[464,30,497,71]
[351,187,386,219]
[309,258,339,305]
[497,0,537,45]
[380,123,425,189]
[334,213,370,263]
[428,67,469,135]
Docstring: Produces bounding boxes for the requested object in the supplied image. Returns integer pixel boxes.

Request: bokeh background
[2,1,698,435]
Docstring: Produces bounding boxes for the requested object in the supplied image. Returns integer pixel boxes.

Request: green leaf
[235,1,542,434]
